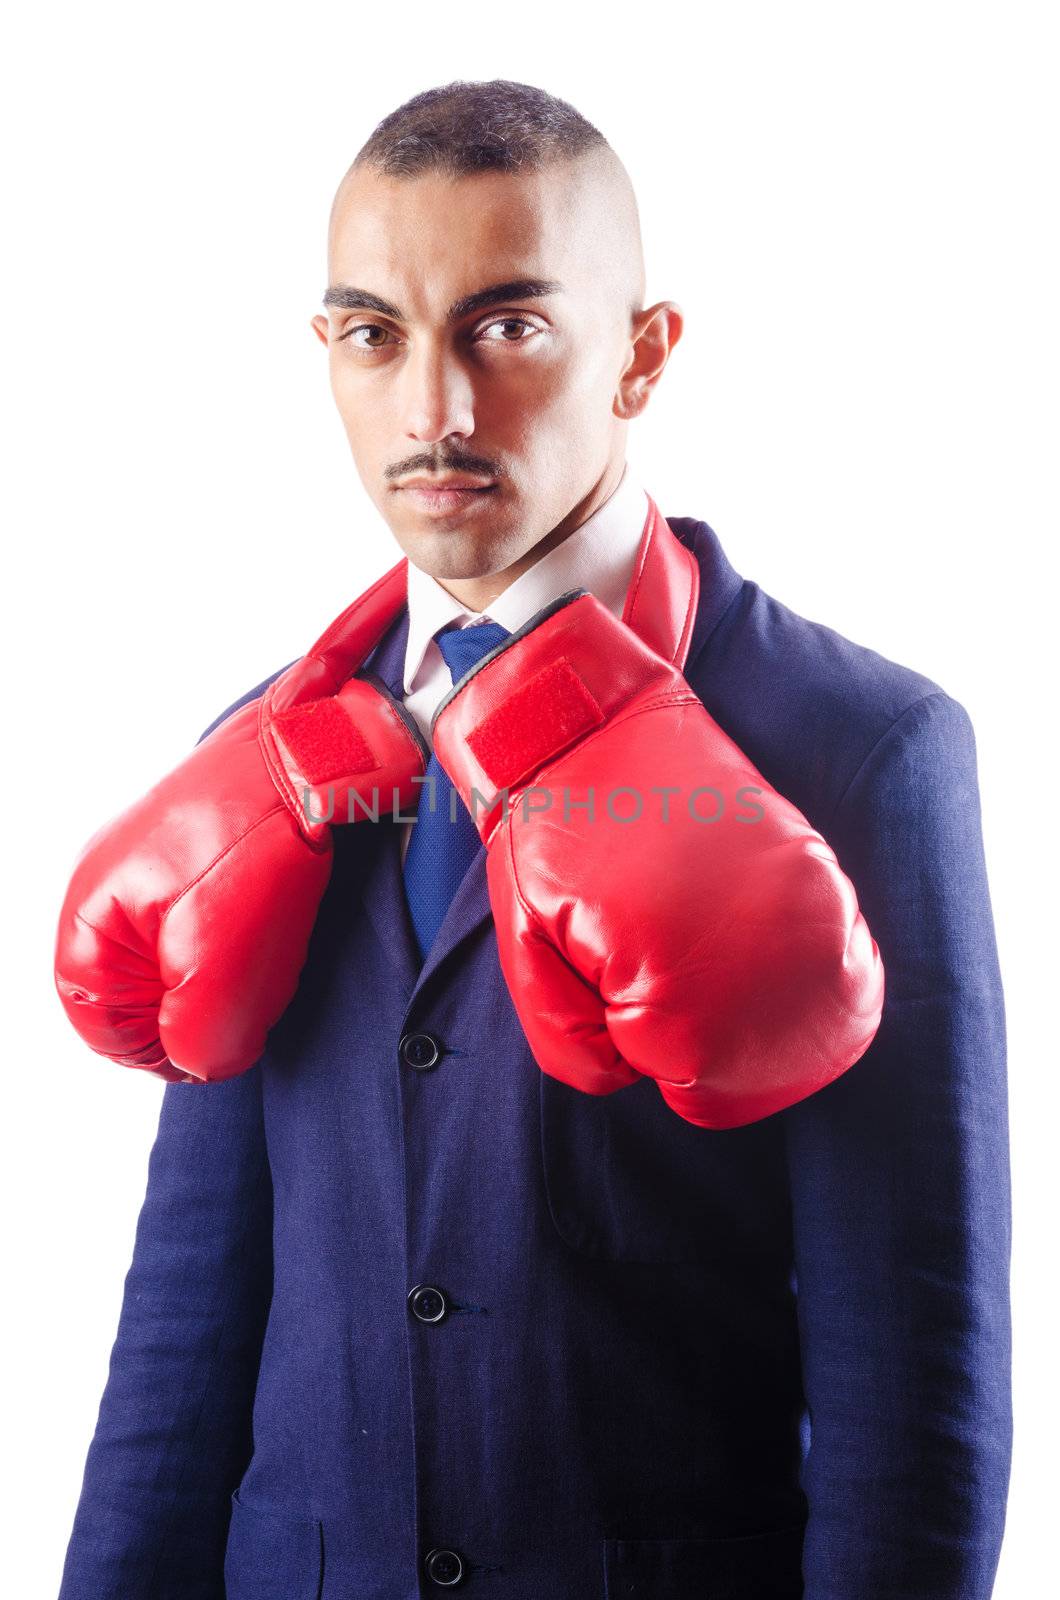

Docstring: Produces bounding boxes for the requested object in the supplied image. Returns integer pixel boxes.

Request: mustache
[385,450,503,482]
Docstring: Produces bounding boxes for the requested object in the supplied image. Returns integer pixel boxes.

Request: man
[57,79,1011,1599]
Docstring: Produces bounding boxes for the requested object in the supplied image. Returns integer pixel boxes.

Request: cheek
[327,356,357,415]
[496,346,614,437]
[328,362,377,449]
[510,355,617,460]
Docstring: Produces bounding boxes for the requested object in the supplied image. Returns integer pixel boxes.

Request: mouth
[395,478,498,516]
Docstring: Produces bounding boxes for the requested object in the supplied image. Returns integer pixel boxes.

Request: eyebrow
[321,277,564,322]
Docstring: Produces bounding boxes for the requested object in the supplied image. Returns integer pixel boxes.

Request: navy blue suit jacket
[58,516,1012,1599]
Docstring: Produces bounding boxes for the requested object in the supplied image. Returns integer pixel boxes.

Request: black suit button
[424,1546,466,1586]
[400,1031,441,1070]
[408,1284,449,1324]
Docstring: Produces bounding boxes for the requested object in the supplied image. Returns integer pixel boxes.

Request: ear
[614,301,684,420]
[311,313,329,347]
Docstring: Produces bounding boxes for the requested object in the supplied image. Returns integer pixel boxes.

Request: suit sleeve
[782,691,1012,1599]
[57,1069,273,1600]
[58,681,286,1600]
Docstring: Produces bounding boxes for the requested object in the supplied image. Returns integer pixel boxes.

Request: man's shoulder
[726,570,945,721]
[677,518,960,825]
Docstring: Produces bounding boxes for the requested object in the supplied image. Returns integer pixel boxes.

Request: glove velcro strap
[270,699,379,785]
[466,656,605,792]
[261,674,427,841]
[432,589,685,838]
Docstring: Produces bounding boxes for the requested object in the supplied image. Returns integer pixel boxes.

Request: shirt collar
[402,465,650,696]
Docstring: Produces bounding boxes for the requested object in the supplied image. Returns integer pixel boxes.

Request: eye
[340,323,396,349]
[476,316,540,343]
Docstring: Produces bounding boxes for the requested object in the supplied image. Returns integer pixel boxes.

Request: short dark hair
[353,79,608,178]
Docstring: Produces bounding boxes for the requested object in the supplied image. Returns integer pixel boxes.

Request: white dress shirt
[398,465,651,861]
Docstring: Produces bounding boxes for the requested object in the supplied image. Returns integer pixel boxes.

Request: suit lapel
[355,606,495,998]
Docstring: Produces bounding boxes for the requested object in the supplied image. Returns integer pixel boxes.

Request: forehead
[327,164,591,310]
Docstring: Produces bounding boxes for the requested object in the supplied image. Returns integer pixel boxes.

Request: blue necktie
[402,620,511,960]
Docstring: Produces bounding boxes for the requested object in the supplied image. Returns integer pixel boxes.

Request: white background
[2,4,1055,1594]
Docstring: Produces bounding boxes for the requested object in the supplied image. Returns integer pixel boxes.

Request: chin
[388,514,529,583]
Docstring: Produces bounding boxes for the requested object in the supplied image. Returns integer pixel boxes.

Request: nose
[401,337,475,444]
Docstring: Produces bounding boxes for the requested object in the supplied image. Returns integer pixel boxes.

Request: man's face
[312,157,642,585]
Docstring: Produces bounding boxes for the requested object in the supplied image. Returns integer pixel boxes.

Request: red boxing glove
[54,563,424,1084]
[431,521,884,1129]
